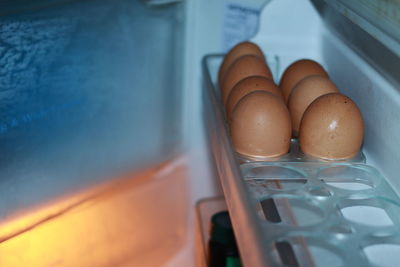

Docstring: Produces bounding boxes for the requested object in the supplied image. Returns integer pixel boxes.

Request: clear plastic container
[203,54,400,267]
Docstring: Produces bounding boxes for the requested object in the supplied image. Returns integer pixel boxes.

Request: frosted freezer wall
[0,0,187,266]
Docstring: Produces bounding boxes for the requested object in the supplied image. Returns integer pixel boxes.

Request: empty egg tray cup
[204,54,400,267]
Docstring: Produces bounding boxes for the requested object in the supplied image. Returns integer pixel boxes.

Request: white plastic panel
[322,30,400,195]
[252,0,324,79]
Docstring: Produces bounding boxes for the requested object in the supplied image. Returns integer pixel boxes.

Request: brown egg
[221,55,273,105]
[226,76,282,121]
[299,93,364,160]
[218,41,265,89]
[231,91,291,158]
[279,59,328,103]
[288,76,339,136]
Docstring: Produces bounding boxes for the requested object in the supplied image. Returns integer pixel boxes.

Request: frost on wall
[0,17,78,133]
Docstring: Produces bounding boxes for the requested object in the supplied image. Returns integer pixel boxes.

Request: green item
[226,256,242,267]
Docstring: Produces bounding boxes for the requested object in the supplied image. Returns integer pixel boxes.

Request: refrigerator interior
[0,0,194,266]
[197,0,400,266]
[0,0,400,266]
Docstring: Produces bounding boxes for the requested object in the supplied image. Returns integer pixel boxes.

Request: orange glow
[0,156,189,267]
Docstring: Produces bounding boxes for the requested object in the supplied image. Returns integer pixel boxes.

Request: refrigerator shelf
[203,54,400,267]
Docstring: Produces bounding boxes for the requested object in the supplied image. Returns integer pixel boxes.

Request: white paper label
[223,2,260,52]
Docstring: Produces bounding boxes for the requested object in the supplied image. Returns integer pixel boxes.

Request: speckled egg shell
[280,59,328,103]
[288,75,339,136]
[231,91,291,158]
[299,93,364,160]
[218,41,265,89]
[221,55,273,105]
[226,76,282,121]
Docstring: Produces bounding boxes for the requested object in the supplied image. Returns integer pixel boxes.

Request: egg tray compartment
[236,139,366,164]
[204,54,366,164]
[241,161,400,267]
[203,54,389,266]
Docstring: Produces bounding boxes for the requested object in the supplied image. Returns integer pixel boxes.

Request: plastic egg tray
[236,138,366,164]
[243,162,400,267]
[203,54,400,267]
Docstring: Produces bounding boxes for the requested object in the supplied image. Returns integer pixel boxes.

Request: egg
[288,76,339,136]
[221,55,273,105]
[231,91,291,158]
[279,59,328,103]
[299,93,364,160]
[218,41,265,89]
[226,76,282,121]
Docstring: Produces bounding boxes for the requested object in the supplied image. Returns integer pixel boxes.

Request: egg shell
[288,75,339,136]
[221,55,273,105]
[218,41,265,89]
[231,91,291,158]
[279,59,328,103]
[226,76,283,121]
[299,93,364,160]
